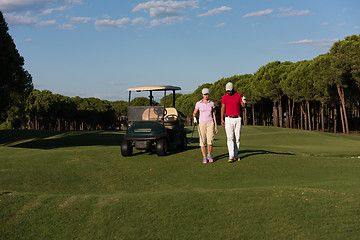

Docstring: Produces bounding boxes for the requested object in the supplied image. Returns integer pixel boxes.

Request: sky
[1,0,360,101]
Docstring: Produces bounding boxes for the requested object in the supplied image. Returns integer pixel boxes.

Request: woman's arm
[193,108,198,118]
[213,107,218,134]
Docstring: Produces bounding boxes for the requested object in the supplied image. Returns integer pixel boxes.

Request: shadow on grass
[240,150,295,159]
[1,130,201,154]
[212,150,295,162]
[0,130,124,149]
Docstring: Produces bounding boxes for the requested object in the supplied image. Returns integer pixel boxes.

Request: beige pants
[198,122,214,146]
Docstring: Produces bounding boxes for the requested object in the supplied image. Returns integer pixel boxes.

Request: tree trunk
[243,108,248,125]
[278,96,283,127]
[300,103,304,130]
[306,100,312,131]
[285,98,290,128]
[252,104,255,126]
[27,115,32,130]
[273,102,278,127]
[262,112,266,126]
[35,115,38,130]
[334,107,337,133]
[321,103,324,131]
[338,101,346,134]
[336,84,349,134]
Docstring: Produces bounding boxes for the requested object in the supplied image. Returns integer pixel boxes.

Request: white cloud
[131,17,147,25]
[286,38,339,47]
[37,20,56,26]
[66,0,81,4]
[3,13,38,26]
[279,8,310,17]
[243,9,273,18]
[132,0,198,18]
[197,6,231,17]
[94,18,130,29]
[0,0,81,12]
[58,23,76,29]
[94,93,119,101]
[70,16,92,23]
[148,16,185,28]
[40,5,69,15]
[215,22,225,28]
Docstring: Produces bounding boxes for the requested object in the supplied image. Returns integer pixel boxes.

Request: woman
[193,88,218,163]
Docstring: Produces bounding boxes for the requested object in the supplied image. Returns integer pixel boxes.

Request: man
[221,82,246,163]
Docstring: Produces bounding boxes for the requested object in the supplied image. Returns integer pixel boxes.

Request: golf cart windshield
[127,106,165,122]
[126,85,181,123]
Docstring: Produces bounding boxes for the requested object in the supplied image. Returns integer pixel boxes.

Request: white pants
[225,117,242,158]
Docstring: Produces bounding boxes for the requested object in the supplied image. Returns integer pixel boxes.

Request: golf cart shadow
[129,143,200,157]
[212,150,295,162]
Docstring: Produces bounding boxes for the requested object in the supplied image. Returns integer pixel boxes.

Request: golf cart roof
[127,85,181,92]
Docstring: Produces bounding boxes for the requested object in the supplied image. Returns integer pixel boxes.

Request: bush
[0,122,14,130]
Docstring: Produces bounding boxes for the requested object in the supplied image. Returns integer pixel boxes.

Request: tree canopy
[0,11,33,123]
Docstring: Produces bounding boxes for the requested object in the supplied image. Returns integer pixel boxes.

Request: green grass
[1,126,360,239]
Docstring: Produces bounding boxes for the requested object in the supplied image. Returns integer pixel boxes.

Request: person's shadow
[212,150,295,162]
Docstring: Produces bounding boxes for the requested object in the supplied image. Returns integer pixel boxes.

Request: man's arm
[221,103,226,127]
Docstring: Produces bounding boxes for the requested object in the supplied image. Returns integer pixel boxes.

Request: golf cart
[121,85,187,156]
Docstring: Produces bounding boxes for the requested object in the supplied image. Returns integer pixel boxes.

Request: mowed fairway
[1,126,360,239]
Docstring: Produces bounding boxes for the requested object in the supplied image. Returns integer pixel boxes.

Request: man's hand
[193,117,197,124]
[221,119,225,127]
[242,96,247,104]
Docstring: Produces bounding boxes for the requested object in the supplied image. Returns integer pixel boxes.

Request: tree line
[174,35,360,134]
[1,10,359,133]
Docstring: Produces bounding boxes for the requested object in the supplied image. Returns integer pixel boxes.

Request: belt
[225,115,240,118]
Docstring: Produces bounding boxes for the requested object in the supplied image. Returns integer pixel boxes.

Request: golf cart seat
[164,107,179,129]
[142,107,165,121]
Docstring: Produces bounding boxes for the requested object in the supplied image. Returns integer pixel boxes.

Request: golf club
[188,123,196,144]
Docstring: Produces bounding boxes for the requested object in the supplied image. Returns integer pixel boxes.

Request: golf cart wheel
[121,140,133,157]
[156,138,168,156]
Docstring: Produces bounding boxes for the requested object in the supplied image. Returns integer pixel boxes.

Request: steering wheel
[153,107,167,117]
[164,114,178,121]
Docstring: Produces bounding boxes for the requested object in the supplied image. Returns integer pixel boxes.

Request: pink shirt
[195,100,215,123]
[221,92,243,116]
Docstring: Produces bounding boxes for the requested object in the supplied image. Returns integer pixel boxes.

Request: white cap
[202,88,210,95]
[226,82,234,91]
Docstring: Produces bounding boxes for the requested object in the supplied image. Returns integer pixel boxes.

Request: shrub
[0,122,14,130]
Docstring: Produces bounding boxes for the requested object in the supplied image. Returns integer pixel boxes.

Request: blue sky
[1,0,360,101]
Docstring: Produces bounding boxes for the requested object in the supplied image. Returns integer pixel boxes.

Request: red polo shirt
[221,92,243,116]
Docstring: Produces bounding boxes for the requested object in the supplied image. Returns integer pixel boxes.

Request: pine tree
[0,10,33,122]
